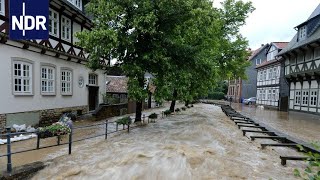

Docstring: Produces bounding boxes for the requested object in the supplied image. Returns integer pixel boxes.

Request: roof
[279,4,320,56]
[256,59,280,69]
[248,44,269,60]
[296,3,320,28]
[272,42,289,49]
[106,76,128,93]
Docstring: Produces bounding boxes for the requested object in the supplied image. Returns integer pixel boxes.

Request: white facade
[0,44,106,114]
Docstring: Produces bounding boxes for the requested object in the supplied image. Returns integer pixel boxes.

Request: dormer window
[256,59,261,65]
[0,0,4,15]
[299,26,307,41]
[68,0,82,10]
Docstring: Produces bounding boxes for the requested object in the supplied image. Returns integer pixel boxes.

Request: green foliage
[208,92,225,100]
[116,116,132,125]
[164,110,172,116]
[148,113,158,119]
[38,122,71,138]
[294,143,320,180]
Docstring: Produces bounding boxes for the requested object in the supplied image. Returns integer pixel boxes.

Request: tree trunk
[170,89,178,112]
[135,75,145,122]
[148,91,152,109]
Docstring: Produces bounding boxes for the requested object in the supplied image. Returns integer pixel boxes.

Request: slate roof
[106,76,128,93]
[256,59,280,69]
[248,44,269,60]
[279,4,320,56]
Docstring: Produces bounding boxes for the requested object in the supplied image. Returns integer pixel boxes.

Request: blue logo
[10,0,49,40]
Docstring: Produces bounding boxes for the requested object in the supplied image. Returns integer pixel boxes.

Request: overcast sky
[215,0,319,50]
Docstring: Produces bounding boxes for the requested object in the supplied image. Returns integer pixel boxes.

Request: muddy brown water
[27,104,305,179]
[231,103,320,143]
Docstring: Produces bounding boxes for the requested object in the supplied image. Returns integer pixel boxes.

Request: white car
[243,97,256,105]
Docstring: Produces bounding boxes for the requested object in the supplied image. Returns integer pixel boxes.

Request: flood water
[232,103,320,143]
[31,104,302,180]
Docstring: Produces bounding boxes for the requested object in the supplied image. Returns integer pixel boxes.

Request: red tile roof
[106,76,128,93]
[273,42,289,49]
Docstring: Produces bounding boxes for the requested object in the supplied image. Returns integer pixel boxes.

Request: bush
[191,105,194,107]
[164,110,171,116]
[207,92,225,100]
[116,116,131,125]
[294,143,320,179]
[149,113,158,119]
[181,107,186,111]
[175,108,180,112]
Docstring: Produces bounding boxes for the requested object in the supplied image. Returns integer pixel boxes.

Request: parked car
[243,97,256,105]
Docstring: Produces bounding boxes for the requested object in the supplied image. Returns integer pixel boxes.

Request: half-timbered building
[0,0,108,129]
[256,42,288,108]
[279,4,320,114]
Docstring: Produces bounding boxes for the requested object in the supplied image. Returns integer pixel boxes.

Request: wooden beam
[242,130,275,136]
[261,143,298,149]
[250,136,287,141]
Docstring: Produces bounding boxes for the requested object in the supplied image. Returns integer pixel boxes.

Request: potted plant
[38,122,71,139]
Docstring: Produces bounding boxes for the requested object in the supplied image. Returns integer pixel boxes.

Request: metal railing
[0,113,163,175]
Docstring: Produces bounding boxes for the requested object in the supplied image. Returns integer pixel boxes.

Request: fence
[0,113,163,175]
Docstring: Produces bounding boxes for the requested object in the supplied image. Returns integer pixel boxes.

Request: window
[262,90,266,100]
[13,60,33,95]
[259,71,263,81]
[267,89,272,100]
[0,0,4,15]
[295,91,301,105]
[302,90,309,106]
[299,26,307,41]
[61,16,71,41]
[68,0,82,10]
[41,66,55,95]
[88,74,98,85]
[272,89,276,100]
[61,69,72,95]
[268,69,272,80]
[263,70,267,81]
[49,9,59,37]
[310,90,317,107]
[273,67,277,79]
[256,59,261,65]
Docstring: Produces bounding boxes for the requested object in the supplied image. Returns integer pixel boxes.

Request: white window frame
[299,26,307,41]
[61,68,73,95]
[88,74,98,86]
[41,65,56,95]
[0,0,4,16]
[49,9,59,37]
[301,90,309,106]
[309,90,317,107]
[61,16,71,42]
[12,59,33,96]
[272,89,276,100]
[263,70,267,81]
[68,0,82,10]
[256,59,261,65]
[295,91,301,105]
[272,67,277,79]
[268,69,272,80]
[267,89,272,100]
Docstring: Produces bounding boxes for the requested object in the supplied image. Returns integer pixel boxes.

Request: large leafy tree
[77,0,254,119]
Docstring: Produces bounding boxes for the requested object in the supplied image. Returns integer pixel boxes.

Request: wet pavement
[0,103,176,172]
[231,103,320,143]
[31,104,303,179]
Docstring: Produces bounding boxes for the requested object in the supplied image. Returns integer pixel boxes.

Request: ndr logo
[10,0,49,40]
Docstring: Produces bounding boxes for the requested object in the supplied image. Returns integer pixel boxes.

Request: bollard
[6,127,12,174]
[36,133,40,149]
[57,136,61,145]
[105,120,108,140]
[68,128,73,155]
[128,123,130,133]
[116,123,118,131]
[142,114,145,123]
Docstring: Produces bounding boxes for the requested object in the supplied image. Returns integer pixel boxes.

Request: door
[88,86,99,111]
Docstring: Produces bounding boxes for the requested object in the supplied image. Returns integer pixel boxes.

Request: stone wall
[0,114,6,130]
[39,105,88,127]
[0,105,88,129]
[93,103,128,120]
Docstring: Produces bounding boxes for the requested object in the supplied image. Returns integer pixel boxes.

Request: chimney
[261,44,264,47]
